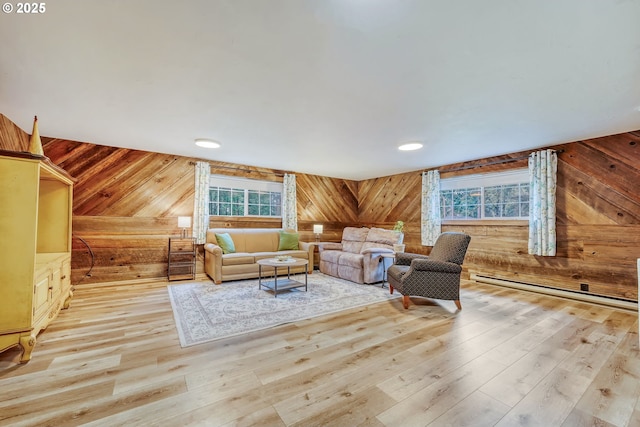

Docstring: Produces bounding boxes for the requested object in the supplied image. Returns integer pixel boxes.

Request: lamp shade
[178,216,191,228]
[313,224,323,234]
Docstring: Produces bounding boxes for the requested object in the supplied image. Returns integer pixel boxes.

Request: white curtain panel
[528,149,558,256]
[421,170,441,246]
[193,161,210,244]
[282,173,298,231]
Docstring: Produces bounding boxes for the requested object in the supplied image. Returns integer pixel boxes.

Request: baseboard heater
[470,273,638,312]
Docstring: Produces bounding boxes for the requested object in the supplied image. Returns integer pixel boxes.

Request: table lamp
[178,216,191,238]
[313,224,323,242]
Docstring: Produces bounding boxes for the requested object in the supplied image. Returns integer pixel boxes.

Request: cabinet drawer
[61,259,71,289]
[50,267,62,301]
[33,271,50,321]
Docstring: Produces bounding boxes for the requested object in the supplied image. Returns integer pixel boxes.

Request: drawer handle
[61,275,66,280]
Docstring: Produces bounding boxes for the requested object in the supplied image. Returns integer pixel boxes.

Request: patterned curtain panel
[193,161,210,244]
[528,149,558,256]
[421,170,441,246]
[282,173,298,231]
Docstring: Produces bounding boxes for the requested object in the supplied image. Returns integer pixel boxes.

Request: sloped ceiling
[1,0,639,179]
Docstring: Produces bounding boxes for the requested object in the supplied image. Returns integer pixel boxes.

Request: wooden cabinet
[0,150,74,363]
[168,237,196,281]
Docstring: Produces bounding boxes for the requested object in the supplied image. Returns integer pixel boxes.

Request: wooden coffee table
[257,258,309,297]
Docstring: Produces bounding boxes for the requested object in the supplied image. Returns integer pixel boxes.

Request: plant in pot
[392,221,406,253]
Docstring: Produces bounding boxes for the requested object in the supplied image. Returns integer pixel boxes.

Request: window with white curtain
[209,175,282,217]
[440,169,529,220]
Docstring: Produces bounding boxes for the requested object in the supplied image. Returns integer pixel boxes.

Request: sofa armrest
[204,243,222,256]
[318,242,342,252]
[361,247,394,255]
[395,252,428,266]
[298,241,315,273]
[299,241,312,252]
[203,243,223,284]
[411,259,462,274]
[360,247,394,284]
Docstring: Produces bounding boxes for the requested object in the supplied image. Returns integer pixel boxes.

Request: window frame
[439,169,530,221]
[209,175,283,218]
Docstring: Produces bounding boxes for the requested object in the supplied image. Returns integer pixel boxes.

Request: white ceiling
[2,0,639,180]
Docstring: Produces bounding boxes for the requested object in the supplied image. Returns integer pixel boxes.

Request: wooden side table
[168,237,196,281]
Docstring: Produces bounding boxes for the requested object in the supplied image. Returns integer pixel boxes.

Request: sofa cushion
[222,253,255,266]
[215,233,236,254]
[360,227,403,253]
[367,227,403,245]
[243,231,280,253]
[387,264,409,282]
[338,252,364,269]
[253,252,278,262]
[341,227,369,254]
[320,250,342,264]
[253,250,309,262]
[278,231,299,251]
[276,250,308,259]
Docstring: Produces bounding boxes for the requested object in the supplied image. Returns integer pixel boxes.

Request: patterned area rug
[168,273,400,347]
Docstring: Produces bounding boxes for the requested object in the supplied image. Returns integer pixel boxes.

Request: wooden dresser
[0,150,74,363]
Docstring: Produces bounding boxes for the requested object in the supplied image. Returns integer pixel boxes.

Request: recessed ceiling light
[195,138,221,148]
[398,142,423,151]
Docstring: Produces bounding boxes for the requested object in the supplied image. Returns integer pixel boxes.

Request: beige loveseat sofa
[318,227,404,284]
[204,228,314,284]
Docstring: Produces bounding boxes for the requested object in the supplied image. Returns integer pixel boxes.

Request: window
[440,169,529,220]
[209,176,282,217]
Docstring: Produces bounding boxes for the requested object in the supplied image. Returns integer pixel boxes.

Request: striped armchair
[387,232,471,310]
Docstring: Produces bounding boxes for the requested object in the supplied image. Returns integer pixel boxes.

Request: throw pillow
[215,233,236,254]
[278,231,299,251]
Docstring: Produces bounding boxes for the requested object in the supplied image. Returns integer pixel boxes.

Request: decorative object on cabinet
[168,237,197,281]
[28,115,44,156]
[0,150,74,363]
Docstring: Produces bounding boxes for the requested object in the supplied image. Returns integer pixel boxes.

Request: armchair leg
[389,284,394,294]
[402,295,410,309]
[454,300,462,310]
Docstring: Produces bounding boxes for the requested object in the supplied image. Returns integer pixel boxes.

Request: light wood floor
[1,278,639,427]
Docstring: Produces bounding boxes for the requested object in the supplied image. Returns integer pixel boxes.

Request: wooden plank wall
[0,114,359,283]
[1,113,638,300]
[35,138,199,284]
[59,143,359,284]
[358,172,423,248]
[0,114,29,151]
[358,132,640,301]
[296,173,360,241]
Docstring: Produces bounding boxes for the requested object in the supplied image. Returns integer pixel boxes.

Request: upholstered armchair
[387,232,471,310]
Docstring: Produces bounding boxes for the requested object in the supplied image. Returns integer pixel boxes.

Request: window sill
[442,219,528,226]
